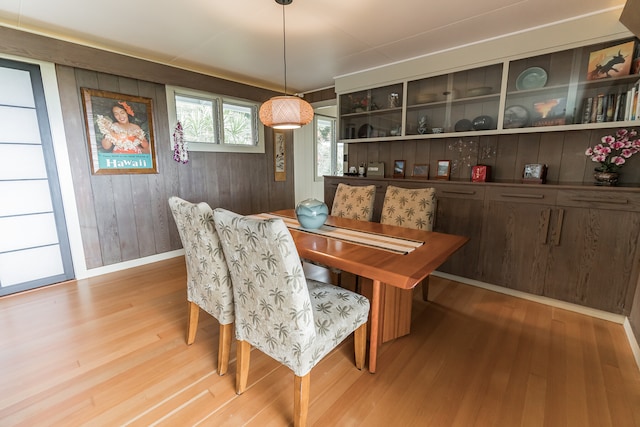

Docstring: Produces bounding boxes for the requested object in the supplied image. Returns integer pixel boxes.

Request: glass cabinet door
[406,63,502,135]
[505,38,639,129]
[339,83,403,140]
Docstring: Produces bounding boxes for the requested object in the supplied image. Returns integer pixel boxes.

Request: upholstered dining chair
[330,182,376,221]
[325,182,377,287]
[168,197,234,375]
[380,185,436,300]
[213,208,369,427]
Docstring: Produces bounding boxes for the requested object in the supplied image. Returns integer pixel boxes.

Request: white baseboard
[432,271,640,371]
[431,271,626,324]
[76,249,185,280]
[623,318,640,372]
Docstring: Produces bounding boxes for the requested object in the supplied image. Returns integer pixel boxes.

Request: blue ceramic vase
[295,198,328,229]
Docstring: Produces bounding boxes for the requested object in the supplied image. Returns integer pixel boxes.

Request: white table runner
[252,213,424,254]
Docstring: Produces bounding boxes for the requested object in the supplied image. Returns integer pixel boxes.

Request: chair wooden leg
[236,340,251,394]
[421,276,430,301]
[217,323,232,376]
[294,373,310,427]
[354,322,367,370]
[186,302,199,345]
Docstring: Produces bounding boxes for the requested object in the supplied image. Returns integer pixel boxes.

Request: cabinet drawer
[434,184,485,200]
[557,190,640,212]
[485,186,557,205]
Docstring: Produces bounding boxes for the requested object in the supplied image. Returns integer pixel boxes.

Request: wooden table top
[272,209,469,289]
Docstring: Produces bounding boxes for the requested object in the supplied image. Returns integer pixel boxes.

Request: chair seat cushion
[249,278,369,376]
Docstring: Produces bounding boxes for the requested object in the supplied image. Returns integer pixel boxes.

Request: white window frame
[314,114,338,181]
[166,85,265,153]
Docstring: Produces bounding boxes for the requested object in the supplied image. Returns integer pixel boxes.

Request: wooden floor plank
[1,258,639,426]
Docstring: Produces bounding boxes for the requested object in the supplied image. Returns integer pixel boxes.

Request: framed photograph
[81,88,157,175]
[586,40,635,81]
[393,160,406,178]
[522,163,548,184]
[436,160,451,180]
[274,130,286,181]
[412,164,430,179]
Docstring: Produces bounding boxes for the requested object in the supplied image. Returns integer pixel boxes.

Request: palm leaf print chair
[330,182,376,221]
[380,185,436,300]
[213,208,369,427]
[168,197,234,375]
[326,182,376,286]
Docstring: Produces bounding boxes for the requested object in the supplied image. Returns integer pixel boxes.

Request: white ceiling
[0,0,628,94]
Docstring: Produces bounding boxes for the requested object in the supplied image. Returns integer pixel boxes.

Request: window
[315,115,342,180]
[166,86,264,153]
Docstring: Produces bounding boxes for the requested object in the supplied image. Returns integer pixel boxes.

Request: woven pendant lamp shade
[259,95,314,129]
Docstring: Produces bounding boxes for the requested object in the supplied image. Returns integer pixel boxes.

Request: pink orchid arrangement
[585,128,640,173]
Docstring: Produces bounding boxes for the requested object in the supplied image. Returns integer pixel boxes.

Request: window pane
[175,95,216,143]
[223,102,255,145]
[316,117,333,178]
[336,142,344,175]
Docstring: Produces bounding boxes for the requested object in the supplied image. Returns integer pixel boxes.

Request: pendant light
[259,0,314,129]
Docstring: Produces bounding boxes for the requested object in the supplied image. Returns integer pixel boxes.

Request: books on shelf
[581,78,640,123]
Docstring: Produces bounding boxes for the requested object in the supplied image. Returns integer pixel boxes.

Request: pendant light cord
[281,2,288,96]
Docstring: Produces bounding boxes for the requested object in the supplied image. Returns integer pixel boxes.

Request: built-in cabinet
[339,83,403,140]
[324,175,640,315]
[339,37,640,142]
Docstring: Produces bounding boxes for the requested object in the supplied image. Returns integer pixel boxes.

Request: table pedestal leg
[369,279,381,373]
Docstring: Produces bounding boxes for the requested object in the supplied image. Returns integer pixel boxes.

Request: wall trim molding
[433,271,640,371]
[624,318,640,371]
[432,271,626,323]
[77,249,184,280]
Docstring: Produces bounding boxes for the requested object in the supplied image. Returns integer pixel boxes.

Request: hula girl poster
[81,88,157,174]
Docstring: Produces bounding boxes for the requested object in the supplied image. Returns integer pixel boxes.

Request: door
[0,58,74,296]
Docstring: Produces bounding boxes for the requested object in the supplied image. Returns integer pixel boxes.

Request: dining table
[263,209,469,373]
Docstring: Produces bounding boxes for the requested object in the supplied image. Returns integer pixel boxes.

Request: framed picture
[81,88,157,175]
[274,130,286,181]
[436,160,451,180]
[522,163,548,184]
[393,160,406,178]
[412,164,429,179]
[586,40,635,81]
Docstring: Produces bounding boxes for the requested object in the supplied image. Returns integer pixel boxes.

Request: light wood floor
[1,257,640,426]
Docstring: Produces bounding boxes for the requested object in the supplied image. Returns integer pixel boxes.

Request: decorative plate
[472,115,494,130]
[516,67,548,90]
[357,124,373,138]
[454,119,473,132]
[503,105,529,128]
[467,86,492,97]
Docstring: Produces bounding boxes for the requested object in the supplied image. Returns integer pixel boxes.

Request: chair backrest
[168,197,234,325]
[212,208,315,363]
[380,185,436,231]
[331,183,376,221]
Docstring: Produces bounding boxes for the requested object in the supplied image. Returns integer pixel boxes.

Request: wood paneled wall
[56,67,294,269]
[346,130,640,184]
[0,26,295,270]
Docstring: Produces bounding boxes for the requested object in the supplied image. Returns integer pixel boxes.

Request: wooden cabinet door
[544,207,640,314]
[433,186,484,279]
[478,201,552,294]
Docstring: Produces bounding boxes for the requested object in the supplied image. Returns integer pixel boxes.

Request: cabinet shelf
[342,106,402,117]
[338,36,640,142]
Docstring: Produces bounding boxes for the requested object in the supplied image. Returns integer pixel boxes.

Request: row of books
[581,80,640,124]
